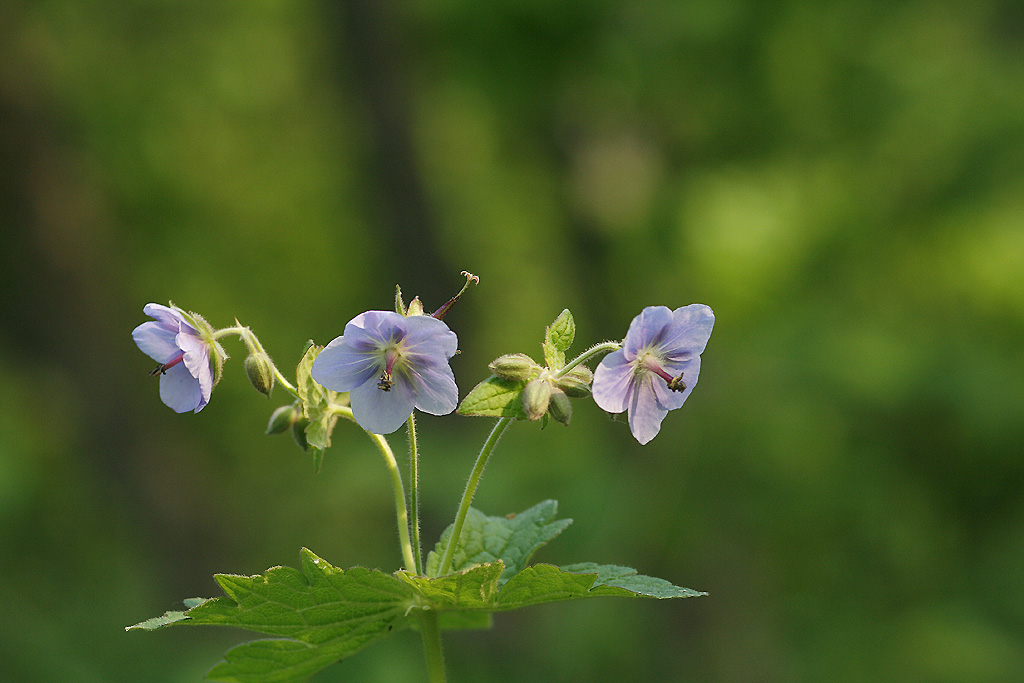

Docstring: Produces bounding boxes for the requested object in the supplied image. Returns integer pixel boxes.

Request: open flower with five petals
[311,310,459,435]
[593,304,714,444]
[132,304,218,413]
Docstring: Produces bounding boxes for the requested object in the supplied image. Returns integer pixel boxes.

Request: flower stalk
[434,416,514,578]
[407,414,424,575]
[331,405,417,573]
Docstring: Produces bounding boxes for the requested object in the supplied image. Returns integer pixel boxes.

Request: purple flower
[593,304,714,444]
[311,311,459,435]
[132,304,214,413]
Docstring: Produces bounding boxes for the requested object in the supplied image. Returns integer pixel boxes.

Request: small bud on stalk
[245,352,276,396]
[266,404,299,435]
[557,365,593,398]
[292,418,310,451]
[489,354,538,382]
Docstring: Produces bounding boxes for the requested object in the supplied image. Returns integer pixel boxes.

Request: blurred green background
[3,1,1024,681]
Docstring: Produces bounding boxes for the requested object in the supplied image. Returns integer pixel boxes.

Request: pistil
[641,355,687,392]
[378,349,400,391]
[150,351,185,376]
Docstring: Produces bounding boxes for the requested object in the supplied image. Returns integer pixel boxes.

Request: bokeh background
[3,1,1024,681]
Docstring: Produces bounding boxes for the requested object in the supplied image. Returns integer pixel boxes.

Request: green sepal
[457,375,529,418]
[395,284,407,316]
[425,499,573,581]
[295,343,342,454]
[542,309,575,370]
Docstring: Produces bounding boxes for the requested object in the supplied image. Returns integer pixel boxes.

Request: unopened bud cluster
[488,354,594,426]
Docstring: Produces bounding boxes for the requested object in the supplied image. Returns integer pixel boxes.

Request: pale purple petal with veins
[593,304,714,444]
[133,304,213,413]
[311,310,460,434]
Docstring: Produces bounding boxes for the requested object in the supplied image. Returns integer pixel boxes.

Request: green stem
[433,417,514,577]
[416,610,447,683]
[407,414,424,575]
[554,340,622,378]
[331,406,417,572]
[214,326,301,399]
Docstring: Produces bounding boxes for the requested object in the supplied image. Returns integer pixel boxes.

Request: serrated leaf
[424,500,572,581]
[559,563,708,599]
[494,563,706,610]
[546,309,575,353]
[304,414,337,452]
[133,549,415,683]
[543,309,575,369]
[294,343,343,453]
[398,563,504,609]
[457,375,527,418]
[295,343,324,410]
[127,599,211,631]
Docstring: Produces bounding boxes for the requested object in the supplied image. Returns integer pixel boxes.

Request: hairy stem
[332,406,416,572]
[417,610,447,683]
[434,417,513,577]
[555,340,622,378]
[407,414,424,575]
[213,325,301,399]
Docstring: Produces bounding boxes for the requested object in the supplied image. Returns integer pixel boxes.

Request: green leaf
[494,563,706,610]
[131,549,415,683]
[295,343,324,409]
[557,563,707,599]
[424,500,573,581]
[398,563,504,609]
[400,559,704,613]
[543,309,575,369]
[126,599,211,631]
[457,375,527,418]
[304,414,337,452]
[294,343,341,453]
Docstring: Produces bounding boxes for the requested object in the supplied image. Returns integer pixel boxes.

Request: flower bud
[489,353,538,382]
[266,404,299,435]
[522,378,552,421]
[292,417,310,451]
[244,352,275,396]
[557,365,593,398]
[548,388,572,426]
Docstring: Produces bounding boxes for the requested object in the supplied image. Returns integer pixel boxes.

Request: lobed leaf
[130,549,415,683]
[295,343,324,410]
[494,563,706,610]
[398,563,504,609]
[425,500,572,581]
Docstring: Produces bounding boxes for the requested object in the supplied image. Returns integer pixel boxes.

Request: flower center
[150,351,185,376]
[377,346,401,392]
[639,352,687,393]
